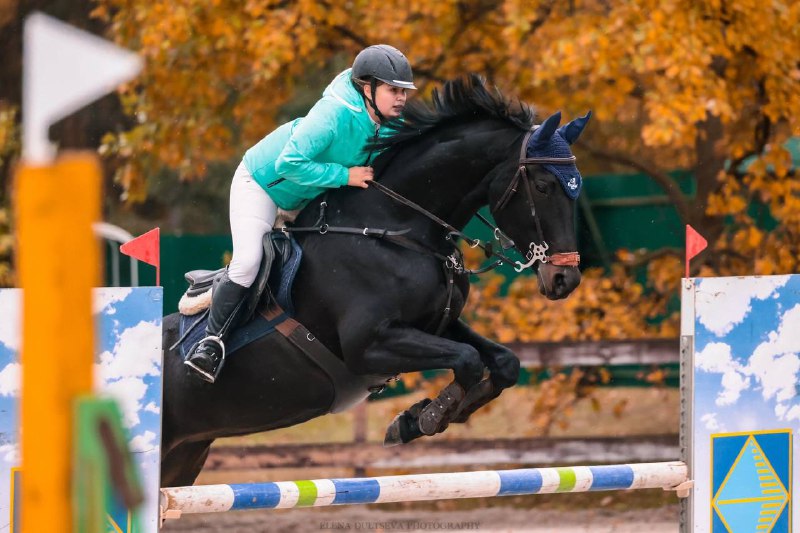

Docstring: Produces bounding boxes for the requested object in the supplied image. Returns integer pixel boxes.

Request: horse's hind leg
[160,439,214,487]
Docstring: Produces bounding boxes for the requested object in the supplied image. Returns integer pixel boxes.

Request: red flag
[685,224,707,278]
[120,227,160,285]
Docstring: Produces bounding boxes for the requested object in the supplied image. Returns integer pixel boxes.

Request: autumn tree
[484,0,800,339]
[84,0,799,339]
[0,0,131,287]
[2,0,799,334]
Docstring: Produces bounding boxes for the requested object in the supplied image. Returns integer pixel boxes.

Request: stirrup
[184,336,226,384]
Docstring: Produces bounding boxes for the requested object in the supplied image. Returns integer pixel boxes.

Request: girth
[260,303,392,413]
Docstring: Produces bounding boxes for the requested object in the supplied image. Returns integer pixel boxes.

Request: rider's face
[366,83,408,120]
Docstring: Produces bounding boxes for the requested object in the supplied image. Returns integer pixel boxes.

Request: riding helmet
[351,45,417,90]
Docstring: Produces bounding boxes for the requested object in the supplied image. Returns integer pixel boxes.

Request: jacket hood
[322,68,367,115]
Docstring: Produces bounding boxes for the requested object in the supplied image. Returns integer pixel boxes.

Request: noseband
[493,129,581,272]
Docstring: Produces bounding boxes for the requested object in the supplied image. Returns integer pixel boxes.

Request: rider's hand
[348,166,374,189]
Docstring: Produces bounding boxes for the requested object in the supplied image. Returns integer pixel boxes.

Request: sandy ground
[161,504,681,532]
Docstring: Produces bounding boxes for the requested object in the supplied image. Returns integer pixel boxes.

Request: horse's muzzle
[537,263,581,300]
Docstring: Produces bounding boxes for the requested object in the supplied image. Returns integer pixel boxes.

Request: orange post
[15,153,100,532]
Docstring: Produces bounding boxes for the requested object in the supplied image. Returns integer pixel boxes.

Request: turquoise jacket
[243,68,383,210]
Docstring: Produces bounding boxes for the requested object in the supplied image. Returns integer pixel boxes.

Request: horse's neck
[380,124,521,229]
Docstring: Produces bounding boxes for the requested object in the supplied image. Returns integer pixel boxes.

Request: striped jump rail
[160,461,689,519]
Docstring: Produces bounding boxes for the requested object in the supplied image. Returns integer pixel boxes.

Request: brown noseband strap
[548,252,581,267]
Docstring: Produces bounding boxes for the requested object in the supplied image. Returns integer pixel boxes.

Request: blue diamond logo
[713,436,788,532]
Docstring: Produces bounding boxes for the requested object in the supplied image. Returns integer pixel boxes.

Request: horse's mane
[371,74,535,151]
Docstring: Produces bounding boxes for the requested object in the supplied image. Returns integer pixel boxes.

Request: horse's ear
[530,111,562,147]
[556,111,592,145]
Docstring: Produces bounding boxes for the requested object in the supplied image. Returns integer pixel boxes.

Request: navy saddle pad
[178,233,302,359]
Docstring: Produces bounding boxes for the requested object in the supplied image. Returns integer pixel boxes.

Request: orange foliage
[0,103,16,287]
[0,205,11,288]
[0,103,16,171]
[89,0,799,336]
[94,1,799,197]
[463,246,681,342]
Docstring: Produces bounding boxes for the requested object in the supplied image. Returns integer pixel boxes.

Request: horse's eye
[535,180,548,194]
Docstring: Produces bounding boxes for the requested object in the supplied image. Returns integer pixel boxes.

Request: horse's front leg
[344,321,485,446]
[160,439,214,487]
[442,319,521,424]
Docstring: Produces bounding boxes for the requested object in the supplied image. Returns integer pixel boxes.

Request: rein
[281,187,519,277]
[282,129,581,273]
[367,180,521,274]
[364,129,581,272]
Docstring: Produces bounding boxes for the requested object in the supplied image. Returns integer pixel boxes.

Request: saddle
[179,232,298,320]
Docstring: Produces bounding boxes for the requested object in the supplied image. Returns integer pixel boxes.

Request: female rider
[185,44,417,383]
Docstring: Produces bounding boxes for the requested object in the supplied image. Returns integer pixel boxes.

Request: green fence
[105,234,233,314]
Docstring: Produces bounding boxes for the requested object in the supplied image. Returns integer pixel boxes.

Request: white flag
[23,12,142,164]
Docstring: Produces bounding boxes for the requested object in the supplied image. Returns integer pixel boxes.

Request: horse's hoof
[383,414,405,447]
[384,410,426,446]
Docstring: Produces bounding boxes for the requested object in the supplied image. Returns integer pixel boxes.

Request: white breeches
[227,162,278,287]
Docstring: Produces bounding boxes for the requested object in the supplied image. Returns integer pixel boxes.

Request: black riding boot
[184,272,249,383]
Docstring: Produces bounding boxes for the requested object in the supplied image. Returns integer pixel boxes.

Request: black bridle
[493,129,580,270]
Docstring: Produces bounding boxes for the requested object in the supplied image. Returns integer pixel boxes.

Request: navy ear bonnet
[526,111,591,200]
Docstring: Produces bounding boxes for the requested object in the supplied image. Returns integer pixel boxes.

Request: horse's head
[489,111,591,300]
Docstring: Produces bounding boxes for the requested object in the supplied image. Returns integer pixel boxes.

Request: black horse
[161,76,590,487]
